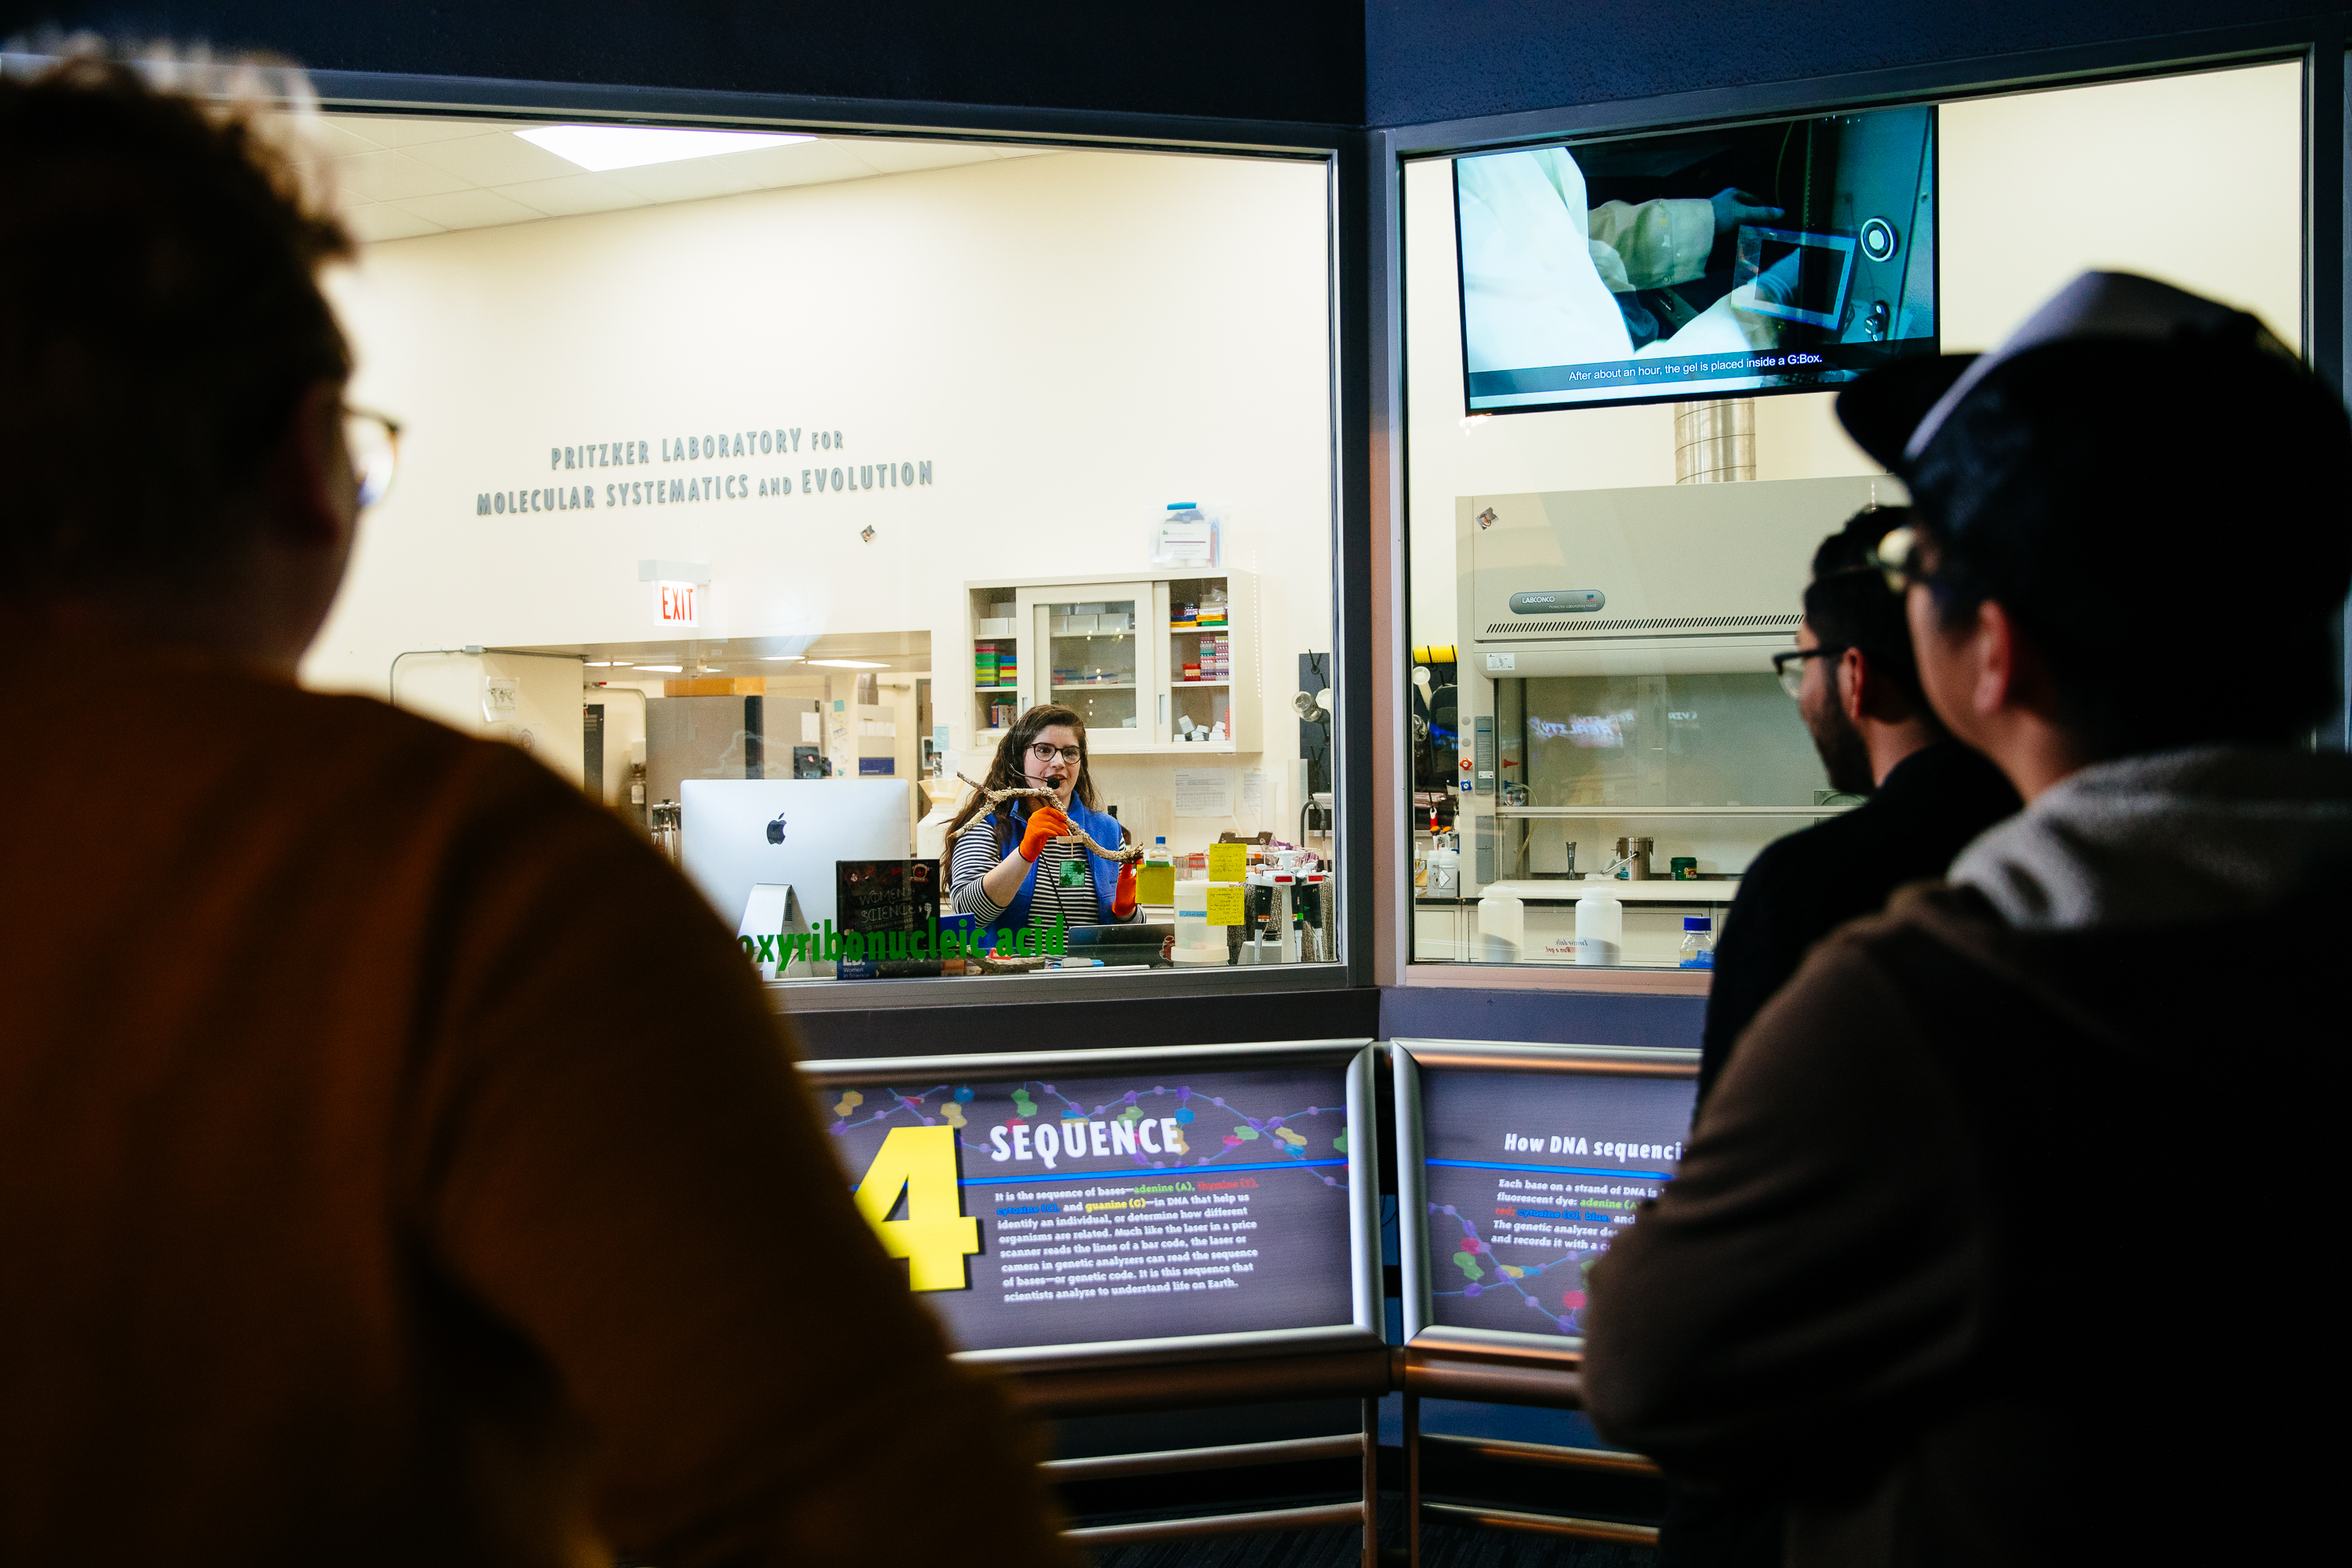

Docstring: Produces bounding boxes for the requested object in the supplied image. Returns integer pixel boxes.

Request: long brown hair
[946,704,1103,853]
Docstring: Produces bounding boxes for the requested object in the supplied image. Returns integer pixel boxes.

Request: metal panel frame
[800,1039,1385,1371]
[1390,1037,1699,1359]
[1382,22,2336,160]
[1049,1426,1380,1561]
[1065,1499,1367,1548]
[301,67,1348,154]
[1420,1501,1657,1548]
[771,962,1359,1014]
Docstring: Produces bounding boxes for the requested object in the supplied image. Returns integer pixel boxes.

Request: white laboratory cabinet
[965,568,1258,756]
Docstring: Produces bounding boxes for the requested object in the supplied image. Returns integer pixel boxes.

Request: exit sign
[656,580,699,626]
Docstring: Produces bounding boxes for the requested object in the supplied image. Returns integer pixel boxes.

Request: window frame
[1365,21,2350,992]
[288,69,1377,1015]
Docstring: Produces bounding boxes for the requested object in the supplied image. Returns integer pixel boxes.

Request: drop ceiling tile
[270,115,385,160]
[391,188,549,231]
[330,148,474,202]
[307,114,1061,235]
[601,158,763,204]
[489,172,653,217]
[397,131,584,187]
[332,113,511,147]
[833,139,1002,175]
[343,203,445,242]
[720,139,887,189]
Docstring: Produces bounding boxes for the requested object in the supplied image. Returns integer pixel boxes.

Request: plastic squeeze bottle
[1574,874,1623,965]
[1426,832,1461,897]
[1138,836,1175,907]
[1477,887,1525,962]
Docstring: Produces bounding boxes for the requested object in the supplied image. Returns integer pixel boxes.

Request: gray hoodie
[1950,745,2352,931]
[1584,742,2348,1568]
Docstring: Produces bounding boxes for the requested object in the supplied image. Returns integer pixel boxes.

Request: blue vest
[982,796,1125,948]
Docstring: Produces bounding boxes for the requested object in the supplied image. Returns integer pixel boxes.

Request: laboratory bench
[1416,878,1739,968]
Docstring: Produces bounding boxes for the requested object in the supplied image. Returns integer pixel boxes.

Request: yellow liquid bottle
[1137,836,1176,907]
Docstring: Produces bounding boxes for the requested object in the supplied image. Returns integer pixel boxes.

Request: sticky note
[1205,884,1246,927]
[1207,842,1247,882]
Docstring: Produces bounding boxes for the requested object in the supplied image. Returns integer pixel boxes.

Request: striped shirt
[948,813,1138,931]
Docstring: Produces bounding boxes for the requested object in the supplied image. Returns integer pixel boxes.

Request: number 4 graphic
[853,1126,982,1290]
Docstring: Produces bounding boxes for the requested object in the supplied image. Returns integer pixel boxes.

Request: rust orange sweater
[0,656,1073,1566]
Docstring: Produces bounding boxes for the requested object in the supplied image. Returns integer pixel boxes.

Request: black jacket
[1699,742,2019,1103]
[1668,742,2016,1567]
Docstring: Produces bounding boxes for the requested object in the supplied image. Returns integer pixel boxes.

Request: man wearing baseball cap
[1582,273,2349,1564]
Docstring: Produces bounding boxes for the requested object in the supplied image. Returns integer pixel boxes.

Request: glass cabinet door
[1017,582,1156,751]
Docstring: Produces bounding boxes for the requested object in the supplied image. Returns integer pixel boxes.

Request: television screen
[808,1047,1377,1361]
[1455,104,1938,413]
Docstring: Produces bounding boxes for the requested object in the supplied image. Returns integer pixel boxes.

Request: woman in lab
[946,704,1139,946]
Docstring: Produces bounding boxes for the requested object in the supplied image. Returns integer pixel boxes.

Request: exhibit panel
[800,1041,1384,1370]
[1402,60,2307,971]
[289,112,1342,989]
[1392,1040,1698,1358]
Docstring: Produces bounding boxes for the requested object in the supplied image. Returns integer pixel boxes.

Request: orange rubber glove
[1112,862,1139,919]
[1017,805,1072,862]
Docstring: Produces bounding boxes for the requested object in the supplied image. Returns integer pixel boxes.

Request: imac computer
[679,779,913,936]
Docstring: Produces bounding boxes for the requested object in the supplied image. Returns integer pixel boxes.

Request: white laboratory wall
[393,649,593,786]
[1940,62,2303,354]
[305,146,1334,835]
[1405,60,2306,651]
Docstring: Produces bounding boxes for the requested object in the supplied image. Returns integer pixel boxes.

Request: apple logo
[765,812,787,844]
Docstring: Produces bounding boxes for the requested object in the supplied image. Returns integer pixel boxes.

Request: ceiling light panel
[514,125,813,173]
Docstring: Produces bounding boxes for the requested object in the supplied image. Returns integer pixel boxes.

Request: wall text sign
[474,423,935,517]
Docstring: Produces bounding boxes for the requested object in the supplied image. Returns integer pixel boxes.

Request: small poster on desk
[835,858,942,978]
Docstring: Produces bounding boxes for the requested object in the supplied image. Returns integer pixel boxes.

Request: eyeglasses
[1026,742,1083,765]
[343,406,402,510]
[1773,644,1845,699]
[1868,524,1927,594]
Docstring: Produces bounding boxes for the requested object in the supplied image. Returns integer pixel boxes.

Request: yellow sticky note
[1205,884,1246,927]
[1207,842,1247,882]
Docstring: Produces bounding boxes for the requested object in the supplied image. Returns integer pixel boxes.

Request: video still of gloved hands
[1456,104,1940,412]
